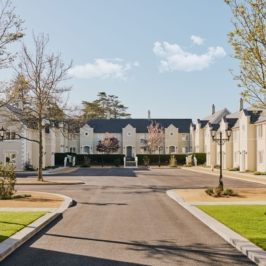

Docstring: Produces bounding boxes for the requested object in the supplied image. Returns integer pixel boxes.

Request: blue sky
[4,0,242,121]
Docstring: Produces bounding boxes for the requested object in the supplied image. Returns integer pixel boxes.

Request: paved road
[3,168,263,265]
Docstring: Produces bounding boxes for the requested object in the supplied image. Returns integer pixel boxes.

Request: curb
[166,190,266,266]
[0,192,73,262]
[181,167,266,186]
[16,181,84,185]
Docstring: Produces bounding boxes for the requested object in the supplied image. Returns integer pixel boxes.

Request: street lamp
[0,127,5,141]
[210,128,232,189]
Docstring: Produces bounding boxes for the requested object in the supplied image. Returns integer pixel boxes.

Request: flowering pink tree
[96,133,120,154]
[141,121,165,154]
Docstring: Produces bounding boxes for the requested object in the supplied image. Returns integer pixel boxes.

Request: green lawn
[196,205,266,250]
[0,212,47,242]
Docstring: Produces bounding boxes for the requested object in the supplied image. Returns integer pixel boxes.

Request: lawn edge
[0,192,73,262]
[166,190,266,266]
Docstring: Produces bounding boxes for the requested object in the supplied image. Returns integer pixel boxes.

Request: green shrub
[254,171,266,175]
[183,164,192,167]
[143,156,150,167]
[228,167,239,171]
[23,160,35,171]
[214,165,220,169]
[169,155,177,167]
[12,194,31,199]
[205,188,213,196]
[223,188,237,196]
[187,153,206,164]
[0,163,16,200]
[137,154,186,165]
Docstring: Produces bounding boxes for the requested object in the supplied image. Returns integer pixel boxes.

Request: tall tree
[82,92,131,119]
[0,0,24,69]
[2,33,81,181]
[96,133,120,154]
[141,121,165,154]
[225,0,266,108]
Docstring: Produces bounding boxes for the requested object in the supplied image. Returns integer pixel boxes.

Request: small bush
[245,169,253,173]
[228,167,239,171]
[183,164,192,167]
[169,155,177,167]
[0,163,16,200]
[223,188,237,196]
[214,165,220,169]
[254,171,266,175]
[23,160,35,171]
[205,188,213,196]
[12,194,31,199]
[143,156,150,167]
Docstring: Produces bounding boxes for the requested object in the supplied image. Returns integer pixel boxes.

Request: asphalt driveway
[2,168,262,265]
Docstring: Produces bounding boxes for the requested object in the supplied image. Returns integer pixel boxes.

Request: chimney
[148,110,150,120]
[239,98,243,111]
[107,111,110,119]
[212,104,215,115]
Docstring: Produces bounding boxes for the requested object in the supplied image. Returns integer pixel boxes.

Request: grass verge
[196,205,266,250]
[0,211,47,243]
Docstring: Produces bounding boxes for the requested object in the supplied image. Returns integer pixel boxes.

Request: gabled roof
[87,118,192,133]
[201,108,230,124]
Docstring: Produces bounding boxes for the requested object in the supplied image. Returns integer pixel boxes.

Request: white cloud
[69,59,139,80]
[153,41,226,72]
[191,35,204,45]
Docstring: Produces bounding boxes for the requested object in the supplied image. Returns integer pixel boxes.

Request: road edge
[166,190,266,266]
[0,192,73,262]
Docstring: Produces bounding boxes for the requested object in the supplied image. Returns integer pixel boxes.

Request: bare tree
[141,121,165,154]
[0,0,24,69]
[2,33,81,181]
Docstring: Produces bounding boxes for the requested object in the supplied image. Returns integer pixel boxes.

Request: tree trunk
[38,121,43,181]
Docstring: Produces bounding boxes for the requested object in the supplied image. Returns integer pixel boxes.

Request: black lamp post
[210,128,232,189]
[0,127,5,141]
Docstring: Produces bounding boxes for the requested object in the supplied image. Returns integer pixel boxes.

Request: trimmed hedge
[55,153,124,166]
[137,154,186,165]
[55,152,206,166]
[187,153,206,165]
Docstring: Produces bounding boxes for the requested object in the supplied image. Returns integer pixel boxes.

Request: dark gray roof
[87,118,192,133]
[227,118,239,129]
[200,120,208,129]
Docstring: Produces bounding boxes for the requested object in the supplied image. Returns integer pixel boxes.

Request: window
[170,132,174,136]
[257,125,263,138]
[186,147,189,153]
[182,147,186,154]
[127,132,132,136]
[11,132,15,140]
[98,134,103,140]
[5,132,10,140]
[112,134,117,138]
[84,132,89,136]
[5,153,16,164]
[182,134,188,141]
[258,151,264,164]
[45,127,50,134]
[140,134,145,140]
[73,147,76,153]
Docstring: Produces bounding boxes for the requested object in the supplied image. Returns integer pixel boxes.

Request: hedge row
[187,153,206,164]
[55,153,124,166]
[55,152,206,166]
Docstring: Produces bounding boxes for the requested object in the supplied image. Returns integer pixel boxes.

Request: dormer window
[127,132,132,136]
[170,132,174,136]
